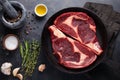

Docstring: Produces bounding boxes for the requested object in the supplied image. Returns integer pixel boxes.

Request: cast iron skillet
[41,7,108,74]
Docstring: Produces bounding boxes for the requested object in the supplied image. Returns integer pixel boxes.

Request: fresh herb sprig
[19,40,40,79]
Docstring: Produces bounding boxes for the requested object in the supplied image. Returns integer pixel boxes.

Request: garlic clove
[12,67,20,76]
[38,64,46,72]
[16,73,23,80]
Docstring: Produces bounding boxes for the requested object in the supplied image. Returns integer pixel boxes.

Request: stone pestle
[0,0,18,19]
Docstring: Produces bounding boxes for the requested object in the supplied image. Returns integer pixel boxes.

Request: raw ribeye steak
[49,25,97,68]
[54,12,102,55]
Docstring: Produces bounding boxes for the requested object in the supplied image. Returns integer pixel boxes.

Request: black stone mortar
[0,1,26,29]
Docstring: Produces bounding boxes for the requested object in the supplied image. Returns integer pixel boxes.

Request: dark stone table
[0,0,120,80]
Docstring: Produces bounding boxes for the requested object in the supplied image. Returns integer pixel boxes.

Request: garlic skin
[1,62,12,75]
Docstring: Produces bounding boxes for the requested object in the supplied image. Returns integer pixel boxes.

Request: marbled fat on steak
[49,12,103,68]
[49,25,97,68]
[54,12,102,55]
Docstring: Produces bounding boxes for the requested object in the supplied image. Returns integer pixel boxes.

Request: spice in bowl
[34,4,48,17]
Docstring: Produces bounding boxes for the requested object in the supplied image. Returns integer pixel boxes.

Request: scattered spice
[25,25,31,35]
[33,27,36,30]
[28,22,30,24]
[31,13,34,17]
[37,26,39,28]
[31,19,34,22]
[25,30,29,35]
[19,40,40,79]
[29,27,32,30]
[27,15,30,18]
[28,12,31,14]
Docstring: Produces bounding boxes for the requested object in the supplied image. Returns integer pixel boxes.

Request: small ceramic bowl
[2,34,19,51]
[34,4,48,17]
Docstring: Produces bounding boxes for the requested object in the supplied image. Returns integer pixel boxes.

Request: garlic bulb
[1,62,12,75]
